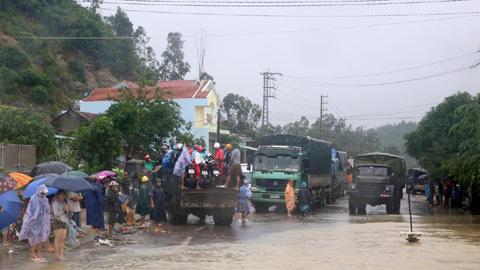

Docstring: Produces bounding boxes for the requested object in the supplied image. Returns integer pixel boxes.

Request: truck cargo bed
[180,188,239,208]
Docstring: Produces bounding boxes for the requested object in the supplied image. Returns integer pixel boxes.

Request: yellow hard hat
[142,176,149,182]
[226,144,232,149]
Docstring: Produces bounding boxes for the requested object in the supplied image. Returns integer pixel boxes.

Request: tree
[72,116,123,171]
[221,93,262,139]
[159,32,191,80]
[0,106,55,162]
[404,92,473,180]
[106,87,186,160]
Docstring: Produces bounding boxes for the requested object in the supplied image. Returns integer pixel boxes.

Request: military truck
[347,152,406,215]
[250,134,332,212]
[125,159,238,225]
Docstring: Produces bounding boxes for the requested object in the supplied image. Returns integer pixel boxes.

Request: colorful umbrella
[97,171,116,177]
[61,171,89,179]
[30,161,73,177]
[23,177,58,199]
[0,190,23,230]
[9,172,33,190]
[43,175,94,192]
[0,173,17,196]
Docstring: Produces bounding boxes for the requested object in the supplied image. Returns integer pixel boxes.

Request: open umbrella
[43,175,93,193]
[30,161,73,177]
[0,173,17,196]
[9,172,33,190]
[62,171,89,179]
[0,190,23,230]
[418,174,429,180]
[97,171,116,177]
[23,177,58,199]
[33,173,59,180]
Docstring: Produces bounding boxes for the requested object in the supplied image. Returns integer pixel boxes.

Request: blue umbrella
[119,195,131,204]
[23,177,58,199]
[43,175,94,192]
[0,190,23,230]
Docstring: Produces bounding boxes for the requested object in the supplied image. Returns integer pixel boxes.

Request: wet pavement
[1,192,480,269]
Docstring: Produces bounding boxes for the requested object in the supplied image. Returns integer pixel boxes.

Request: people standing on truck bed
[193,146,205,190]
[221,143,241,190]
[298,182,311,218]
[285,180,295,218]
[223,144,232,177]
[214,143,225,182]
[173,143,193,190]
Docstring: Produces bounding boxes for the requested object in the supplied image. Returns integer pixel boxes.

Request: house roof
[84,80,213,102]
[110,80,139,88]
[77,111,99,121]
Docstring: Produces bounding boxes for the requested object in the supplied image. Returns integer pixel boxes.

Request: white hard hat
[177,143,183,149]
[214,142,220,148]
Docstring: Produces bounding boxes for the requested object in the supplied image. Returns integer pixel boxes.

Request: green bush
[29,85,50,104]
[0,67,20,94]
[68,58,86,83]
[0,45,31,70]
[18,67,51,87]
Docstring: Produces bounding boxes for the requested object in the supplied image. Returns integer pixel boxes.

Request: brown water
[2,194,480,269]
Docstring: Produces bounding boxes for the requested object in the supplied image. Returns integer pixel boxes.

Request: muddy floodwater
[2,193,480,269]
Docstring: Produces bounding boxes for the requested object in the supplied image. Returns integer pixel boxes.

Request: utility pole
[260,71,281,135]
[216,107,221,144]
[319,95,328,138]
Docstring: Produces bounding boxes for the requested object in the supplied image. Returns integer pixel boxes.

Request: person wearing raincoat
[135,176,151,228]
[86,175,104,232]
[285,180,295,218]
[18,184,51,263]
[298,182,311,218]
[214,142,225,182]
[150,179,167,232]
[173,143,193,190]
[238,180,253,222]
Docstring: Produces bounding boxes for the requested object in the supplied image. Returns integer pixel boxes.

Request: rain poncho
[285,183,295,211]
[86,182,104,229]
[238,185,252,213]
[214,148,225,178]
[173,147,193,178]
[298,182,311,212]
[135,182,151,216]
[18,184,51,246]
[149,183,167,223]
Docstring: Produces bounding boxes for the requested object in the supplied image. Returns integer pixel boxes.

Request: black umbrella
[418,174,429,180]
[30,161,73,177]
[42,175,93,192]
[33,173,59,180]
[0,173,17,196]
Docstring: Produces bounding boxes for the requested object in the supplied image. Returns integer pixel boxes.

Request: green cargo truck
[347,152,406,215]
[250,134,332,213]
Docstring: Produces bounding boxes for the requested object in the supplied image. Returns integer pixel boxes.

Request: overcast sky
[79,0,480,129]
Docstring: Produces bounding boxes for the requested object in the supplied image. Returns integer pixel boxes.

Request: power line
[104,0,468,3]
[283,51,478,80]
[98,7,480,18]
[100,0,475,7]
[281,65,475,87]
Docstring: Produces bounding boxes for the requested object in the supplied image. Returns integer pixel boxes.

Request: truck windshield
[253,155,300,172]
[358,166,388,176]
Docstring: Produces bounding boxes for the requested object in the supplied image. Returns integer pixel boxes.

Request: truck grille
[255,179,289,189]
[357,182,384,194]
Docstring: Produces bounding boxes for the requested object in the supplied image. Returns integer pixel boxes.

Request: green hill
[0,0,159,114]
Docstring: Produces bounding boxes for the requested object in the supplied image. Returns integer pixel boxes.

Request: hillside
[0,0,159,114]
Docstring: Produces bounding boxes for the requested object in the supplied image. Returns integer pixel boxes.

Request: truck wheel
[213,208,234,226]
[357,203,366,215]
[386,201,394,215]
[348,198,356,215]
[255,203,269,213]
[168,196,188,225]
[178,214,188,225]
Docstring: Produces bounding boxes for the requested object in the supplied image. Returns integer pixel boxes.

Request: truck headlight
[251,186,259,192]
[350,184,356,190]
[385,187,390,191]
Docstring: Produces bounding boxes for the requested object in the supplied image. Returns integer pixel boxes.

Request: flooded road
[2,193,480,269]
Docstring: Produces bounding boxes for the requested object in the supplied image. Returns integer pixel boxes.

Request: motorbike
[199,155,219,189]
[184,164,197,189]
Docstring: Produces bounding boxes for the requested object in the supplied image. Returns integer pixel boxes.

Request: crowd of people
[424,179,470,208]
[1,141,252,263]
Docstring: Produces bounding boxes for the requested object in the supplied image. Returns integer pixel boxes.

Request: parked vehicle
[406,168,426,194]
[249,134,332,213]
[347,152,406,215]
[330,149,348,203]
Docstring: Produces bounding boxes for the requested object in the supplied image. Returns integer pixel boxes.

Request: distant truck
[125,159,238,225]
[406,168,426,194]
[330,149,348,203]
[0,143,36,173]
[347,152,406,215]
[250,134,332,212]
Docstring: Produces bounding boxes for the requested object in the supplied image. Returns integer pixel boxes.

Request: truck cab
[250,146,305,212]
